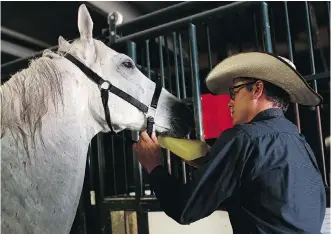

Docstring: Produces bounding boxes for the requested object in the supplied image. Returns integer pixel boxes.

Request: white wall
[148,211,233,234]
[148,208,331,234]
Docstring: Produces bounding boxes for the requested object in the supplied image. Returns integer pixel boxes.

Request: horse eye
[122,61,134,69]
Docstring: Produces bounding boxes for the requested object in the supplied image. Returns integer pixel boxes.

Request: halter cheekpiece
[60,52,162,137]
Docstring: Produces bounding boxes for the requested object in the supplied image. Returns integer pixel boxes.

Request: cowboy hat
[205,52,323,106]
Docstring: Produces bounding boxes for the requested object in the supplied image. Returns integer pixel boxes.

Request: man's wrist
[146,163,162,174]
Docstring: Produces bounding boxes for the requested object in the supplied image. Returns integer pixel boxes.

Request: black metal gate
[77,1,330,233]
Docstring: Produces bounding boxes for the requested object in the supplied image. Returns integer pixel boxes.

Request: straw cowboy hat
[205,52,323,106]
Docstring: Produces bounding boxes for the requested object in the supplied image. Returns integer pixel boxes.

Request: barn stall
[1,1,330,234]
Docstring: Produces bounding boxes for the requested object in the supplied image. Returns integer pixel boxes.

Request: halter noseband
[62,52,162,137]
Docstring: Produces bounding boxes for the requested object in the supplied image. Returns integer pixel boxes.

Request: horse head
[55,4,194,138]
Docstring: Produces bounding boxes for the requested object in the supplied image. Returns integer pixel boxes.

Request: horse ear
[78,4,93,43]
[58,36,70,48]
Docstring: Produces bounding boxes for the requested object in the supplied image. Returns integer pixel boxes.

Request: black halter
[62,52,162,137]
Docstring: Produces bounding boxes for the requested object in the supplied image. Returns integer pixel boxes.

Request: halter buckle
[98,80,112,91]
[146,105,157,119]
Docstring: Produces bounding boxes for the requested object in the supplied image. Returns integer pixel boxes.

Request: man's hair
[234,77,290,112]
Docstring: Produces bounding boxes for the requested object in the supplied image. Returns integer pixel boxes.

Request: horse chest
[1,134,88,234]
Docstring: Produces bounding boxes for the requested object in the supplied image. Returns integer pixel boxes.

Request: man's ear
[253,80,264,99]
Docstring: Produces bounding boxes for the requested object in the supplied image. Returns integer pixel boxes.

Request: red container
[201,94,233,139]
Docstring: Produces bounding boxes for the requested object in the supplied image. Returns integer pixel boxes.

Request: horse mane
[1,54,64,155]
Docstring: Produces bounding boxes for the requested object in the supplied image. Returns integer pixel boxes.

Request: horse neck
[1,56,102,162]
[1,55,106,234]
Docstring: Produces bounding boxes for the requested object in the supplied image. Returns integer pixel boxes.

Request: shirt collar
[250,108,284,123]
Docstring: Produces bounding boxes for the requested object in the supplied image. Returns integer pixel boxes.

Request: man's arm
[148,127,253,225]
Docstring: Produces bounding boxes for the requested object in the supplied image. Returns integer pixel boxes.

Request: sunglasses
[228,81,256,100]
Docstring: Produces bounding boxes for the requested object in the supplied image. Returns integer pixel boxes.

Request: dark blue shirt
[149,108,326,233]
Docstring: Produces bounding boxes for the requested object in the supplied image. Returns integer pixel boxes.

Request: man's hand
[133,131,162,174]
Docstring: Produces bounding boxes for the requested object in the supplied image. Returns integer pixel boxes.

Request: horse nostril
[170,99,195,136]
[181,98,193,107]
[179,102,194,126]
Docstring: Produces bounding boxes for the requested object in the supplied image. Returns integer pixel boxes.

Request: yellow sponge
[158,136,209,161]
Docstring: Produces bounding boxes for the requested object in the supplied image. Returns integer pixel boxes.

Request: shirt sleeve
[148,126,253,224]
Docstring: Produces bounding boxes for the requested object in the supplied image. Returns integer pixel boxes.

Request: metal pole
[284,2,301,133]
[205,24,213,71]
[261,2,272,53]
[189,23,204,141]
[1,27,51,48]
[110,135,117,195]
[96,134,105,201]
[158,36,166,87]
[178,33,187,99]
[172,31,188,183]
[112,1,258,44]
[173,32,181,99]
[145,40,151,79]
[304,1,328,187]
[121,131,129,195]
[178,32,188,183]
[117,2,198,31]
[253,12,261,50]
[165,35,173,93]
[127,41,144,197]
[163,36,173,174]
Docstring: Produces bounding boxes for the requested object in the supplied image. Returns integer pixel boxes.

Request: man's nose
[228,100,234,109]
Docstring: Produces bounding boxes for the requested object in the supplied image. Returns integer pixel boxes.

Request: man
[133,52,326,233]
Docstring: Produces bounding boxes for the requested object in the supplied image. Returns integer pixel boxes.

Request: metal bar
[117,2,198,31]
[87,144,95,203]
[253,12,261,50]
[270,6,277,53]
[145,39,154,195]
[111,135,117,195]
[102,197,161,211]
[205,24,213,71]
[172,31,184,181]
[137,211,150,234]
[100,206,112,234]
[108,13,117,44]
[121,131,129,195]
[284,1,301,133]
[167,150,172,175]
[140,46,144,76]
[165,37,173,174]
[1,26,51,48]
[127,41,144,197]
[96,134,105,201]
[157,36,172,175]
[112,2,258,44]
[178,33,187,99]
[178,32,188,184]
[261,2,272,53]
[236,15,243,52]
[87,144,99,233]
[172,32,181,99]
[189,23,204,141]
[304,71,330,81]
[1,39,36,58]
[165,35,173,93]
[304,1,328,187]
[158,36,165,87]
[145,40,151,79]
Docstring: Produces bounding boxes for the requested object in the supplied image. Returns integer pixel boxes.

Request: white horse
[1,4,193,234]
